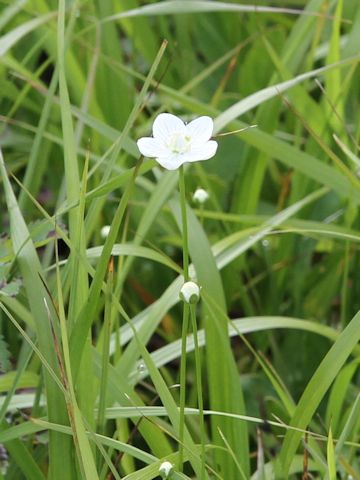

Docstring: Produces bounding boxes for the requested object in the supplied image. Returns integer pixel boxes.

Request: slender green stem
[179,165,189,281]
[200,203,205,226]
[190,304,206,479]
[178,165,190,471]
[340,239,350,329]
[178,303,190,471]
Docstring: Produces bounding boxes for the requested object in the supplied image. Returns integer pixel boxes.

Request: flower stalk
[178,165,190,472]
[190,303,206,479]
[179,166,189,281]
[137,113,218,477]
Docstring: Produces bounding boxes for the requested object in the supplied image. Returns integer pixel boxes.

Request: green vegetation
[1,0,360,478]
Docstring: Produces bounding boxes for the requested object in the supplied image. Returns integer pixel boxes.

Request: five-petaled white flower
[137,113,218,170]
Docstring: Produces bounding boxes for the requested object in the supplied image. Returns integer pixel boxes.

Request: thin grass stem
[96,257,114,468]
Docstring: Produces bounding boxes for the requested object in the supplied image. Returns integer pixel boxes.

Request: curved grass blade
[0,11,56,57]
[214,55,360,132]
[103,1,333,23]
[279,308,360,476]
[0,147,75,478]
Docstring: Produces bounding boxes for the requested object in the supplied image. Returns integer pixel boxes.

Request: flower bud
[180,281,200,304]
[100,225,111,239]
[159,461,173,478]
[193,188,209,204]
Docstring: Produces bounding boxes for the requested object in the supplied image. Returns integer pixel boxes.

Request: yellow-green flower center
[167,132,191,154]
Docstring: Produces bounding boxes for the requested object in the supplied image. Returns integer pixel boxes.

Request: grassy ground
[1,0,360,478]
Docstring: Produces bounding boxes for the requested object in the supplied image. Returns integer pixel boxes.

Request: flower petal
[155,154,185,170]
[185,116,214,145]
[137,137,169,158]
[182,140,218,163]
[153,113,185,142]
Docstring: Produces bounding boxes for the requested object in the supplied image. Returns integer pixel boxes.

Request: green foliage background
[0,0,360,478]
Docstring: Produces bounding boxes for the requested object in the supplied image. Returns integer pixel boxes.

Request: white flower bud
[180,281,200,304]
[159,461,173,478]
[100,225,111,239]
[193,188,209,204]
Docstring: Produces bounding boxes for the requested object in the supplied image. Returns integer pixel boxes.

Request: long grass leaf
[0,148,75,478]
[279,309,360,476]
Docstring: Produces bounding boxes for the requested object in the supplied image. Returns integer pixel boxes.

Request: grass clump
[1,0,360,478]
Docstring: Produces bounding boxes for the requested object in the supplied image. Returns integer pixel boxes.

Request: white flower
[193,188,209,204]
[180,281,200,304]
[159,461,173,478]
[137,113,218,170]
[100,225,111,239]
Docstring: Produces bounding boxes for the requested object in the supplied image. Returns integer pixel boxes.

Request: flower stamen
[167,132,191,154]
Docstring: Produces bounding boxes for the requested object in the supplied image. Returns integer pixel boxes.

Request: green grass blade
[335,393,360,456]
[104,1,325,22]
[0,147,75,478]
[326,426,336,480]
[0,11,56,56]
[215,55,359,131]
[2,426,46,480]
[279,309,360,476]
